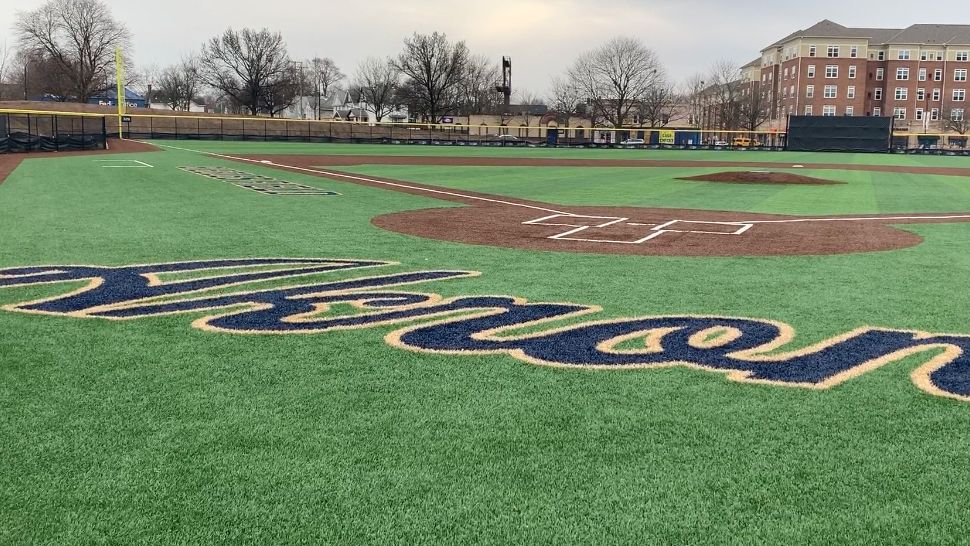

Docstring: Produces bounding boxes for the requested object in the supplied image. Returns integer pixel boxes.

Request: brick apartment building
[756,20,970,146]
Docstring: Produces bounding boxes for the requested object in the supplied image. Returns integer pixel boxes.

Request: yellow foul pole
[115,47,125,139]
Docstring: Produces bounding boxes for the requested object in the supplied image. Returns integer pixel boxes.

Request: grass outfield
[2,142,970,543]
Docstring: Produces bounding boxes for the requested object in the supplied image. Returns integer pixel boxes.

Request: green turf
[331,164,970,215]
[171,139,970,167]
[2,143,970,543]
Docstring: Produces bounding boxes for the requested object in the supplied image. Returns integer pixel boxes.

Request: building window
[848,66,857,79]
[956,69,968,82]
[896,68,909,81]
[937,51,945,61]
[955,89,967,102]
[825,65,838,78]
[847,86,856,99]
[783,87,788,99]
[915,108,924,120]
[823,105,837,116]
[933,89,941,101]
[809,45,817,57]
[898,50,911,60]
[805,105,813,115]
[895,87,908,100]
[876,68,885,81]
[919,68,927,81]
[931,108,940,121]
[873,107,882,117]
[917,88,926,101]
[934,69,943,81]
[845,106,854,116]
[877,51,886,61]
[894,107,907,120]
[827,45,840,58]
[921,50,930,61]
[957,51,969,62]
[807,65,816,78]
[874,88,883,100]
[824,85,837,98]
[806,85,815,98]
[954,109,966,121]
[850,46,859,58]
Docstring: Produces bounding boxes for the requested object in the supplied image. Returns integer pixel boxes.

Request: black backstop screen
[786,116,893,153]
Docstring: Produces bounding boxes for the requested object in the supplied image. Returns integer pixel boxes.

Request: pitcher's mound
[678,171,842,185]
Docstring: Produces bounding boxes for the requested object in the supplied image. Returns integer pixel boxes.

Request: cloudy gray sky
[3,0,969,96]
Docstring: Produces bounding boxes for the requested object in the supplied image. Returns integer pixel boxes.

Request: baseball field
[3,140,970,543]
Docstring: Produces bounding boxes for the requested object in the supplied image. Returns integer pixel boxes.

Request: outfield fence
[2,108,969,155]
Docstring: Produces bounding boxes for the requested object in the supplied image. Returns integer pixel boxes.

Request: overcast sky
[3,0,969,96]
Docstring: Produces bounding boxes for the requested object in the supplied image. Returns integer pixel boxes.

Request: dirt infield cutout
[216,153,970,257]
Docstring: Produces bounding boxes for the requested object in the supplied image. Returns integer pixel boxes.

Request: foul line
[148,141,572,216]
[743,214,970,224]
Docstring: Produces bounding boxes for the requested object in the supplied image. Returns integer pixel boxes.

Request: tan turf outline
[0,258,396,319]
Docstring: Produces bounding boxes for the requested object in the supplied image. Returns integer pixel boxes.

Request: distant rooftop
[764,19,970,51]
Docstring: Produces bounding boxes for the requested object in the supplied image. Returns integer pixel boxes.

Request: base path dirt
[677,171,842,185]
[234,153,970,257]
[0,139,158,184]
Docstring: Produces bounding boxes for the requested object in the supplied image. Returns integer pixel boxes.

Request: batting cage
[786,116,893,153]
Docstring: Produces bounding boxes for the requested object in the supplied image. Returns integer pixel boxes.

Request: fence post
[53,115,59,152]
[264,120,267,141]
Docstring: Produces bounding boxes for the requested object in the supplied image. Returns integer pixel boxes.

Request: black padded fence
[0,113,107,153]
[786,115,893,153]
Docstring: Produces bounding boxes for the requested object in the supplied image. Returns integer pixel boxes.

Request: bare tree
[547,76,585,124]
[308,57,344,119]
[457,54,500,115]
[394,32,469,122]
[154,56,202,111]
[637,81,677,127]
[15,0,132,102]
[566,37,663,127]
[944,107,969,147]
[14,48,75,100]
[739,80,772,131]
[706,59,746,130]
[353,57,399,122]
[260,63,302,117]
[0,41,10,90]
[682,73,707,127]
[199,28,291,116]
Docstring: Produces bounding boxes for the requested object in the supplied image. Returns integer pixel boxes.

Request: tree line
[5,0,966,134]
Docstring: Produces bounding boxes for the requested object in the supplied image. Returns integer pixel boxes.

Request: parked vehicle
[620,138,645,145]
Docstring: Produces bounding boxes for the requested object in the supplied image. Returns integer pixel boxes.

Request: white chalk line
[148,141,970,230]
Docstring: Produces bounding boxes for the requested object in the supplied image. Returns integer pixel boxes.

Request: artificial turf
[2,142,970,543]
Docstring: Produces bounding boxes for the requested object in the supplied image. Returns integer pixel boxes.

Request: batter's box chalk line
[524,214,753,244]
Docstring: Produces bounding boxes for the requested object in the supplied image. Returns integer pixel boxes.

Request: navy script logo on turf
[179,166,340,195]
[1,258,968,403]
